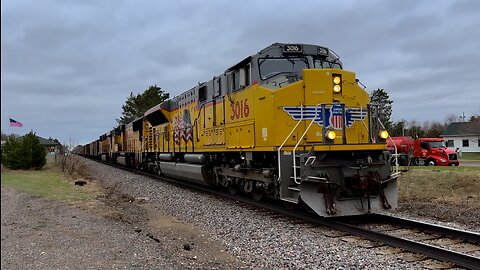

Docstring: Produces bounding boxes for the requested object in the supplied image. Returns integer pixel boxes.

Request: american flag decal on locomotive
[283,105,368,130]
[173,109,193,145]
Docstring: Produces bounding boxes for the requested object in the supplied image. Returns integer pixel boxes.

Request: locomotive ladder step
[281,198,298,204]
[288,186,300,192]
[290,176,302,180]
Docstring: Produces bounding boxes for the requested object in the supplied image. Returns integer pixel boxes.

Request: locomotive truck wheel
[283,200,298,210]
[250,188,264,201]
[227,185,238,195]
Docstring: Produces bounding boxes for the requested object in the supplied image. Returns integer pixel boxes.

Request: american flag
[174,110,193,145]
[9,118,23,127]
[182,110,192,142]
[173,116,183,145]
[184,123,192,142]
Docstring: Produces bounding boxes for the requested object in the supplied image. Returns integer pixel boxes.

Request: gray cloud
[2,0,479,144]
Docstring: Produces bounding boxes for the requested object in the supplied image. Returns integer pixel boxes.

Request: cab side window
[227,72,237,92]
[239,64,251,88]
[199,85,207,102]
[228,64,251,91]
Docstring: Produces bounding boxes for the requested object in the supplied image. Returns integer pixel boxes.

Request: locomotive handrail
[376,117,400,176]
[293,103,322,185]
[359,106,371,137]
[277,102,304,182]
[388,136,400,177]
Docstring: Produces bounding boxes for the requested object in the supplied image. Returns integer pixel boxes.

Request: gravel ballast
[3,158,476,269]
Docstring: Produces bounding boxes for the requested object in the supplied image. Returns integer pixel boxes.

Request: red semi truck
[387,137,460,166]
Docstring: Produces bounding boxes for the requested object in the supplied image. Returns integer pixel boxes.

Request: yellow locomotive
[83,43,399,216]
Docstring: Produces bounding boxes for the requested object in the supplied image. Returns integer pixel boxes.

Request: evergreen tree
[408,124,425,138]
[21,132,47,169]
[1,135,23,168]
[390,120,406,136]
[117,85,169,124]
[1,132,46,170]
[370,88,394,131]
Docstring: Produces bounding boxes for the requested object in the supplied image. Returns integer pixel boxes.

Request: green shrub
[1,132,46,170]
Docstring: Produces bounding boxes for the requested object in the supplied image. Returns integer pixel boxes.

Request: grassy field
[398,168,480,207]
[1,168,92,202]
[2,154,478,209]
[410,165,480,172]
[459,152,480,161]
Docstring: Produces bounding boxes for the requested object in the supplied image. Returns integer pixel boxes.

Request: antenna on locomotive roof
[330,49,341,61]
[356,79,367,90]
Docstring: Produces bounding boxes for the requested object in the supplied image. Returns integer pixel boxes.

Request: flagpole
[8,115,11,136]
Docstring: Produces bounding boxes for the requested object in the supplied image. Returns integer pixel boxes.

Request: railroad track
[90,158,480,269]
[328,215,480,269]
[228,196,480,269]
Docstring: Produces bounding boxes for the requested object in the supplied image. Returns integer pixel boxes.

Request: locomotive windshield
[258,57,309,80]
[313,57,342,69]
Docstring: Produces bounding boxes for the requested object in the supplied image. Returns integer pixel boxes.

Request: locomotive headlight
[325,130,336,140]
[379,130,389,140]
[332,74,342,94]
[333,76,341,84]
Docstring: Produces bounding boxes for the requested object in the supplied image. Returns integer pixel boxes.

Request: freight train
[78,43,399,217]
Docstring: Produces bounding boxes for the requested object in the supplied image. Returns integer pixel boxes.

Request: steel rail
[369,214,480,244]
[325,219,480,270]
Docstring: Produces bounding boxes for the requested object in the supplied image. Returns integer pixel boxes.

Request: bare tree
[445,114,459,124]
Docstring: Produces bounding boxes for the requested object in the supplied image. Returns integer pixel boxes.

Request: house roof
[441,121,480,136]
[2,135,60,147]
[36,136,61,146]
[20,134,60,146]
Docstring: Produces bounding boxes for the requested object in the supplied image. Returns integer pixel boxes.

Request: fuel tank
[159,162,214,186]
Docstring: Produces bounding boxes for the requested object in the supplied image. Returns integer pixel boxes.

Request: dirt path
[1,184,242,270]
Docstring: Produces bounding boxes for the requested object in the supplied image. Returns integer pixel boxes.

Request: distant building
[35,136,62,153]
[441,122,480,153]
[1,135,62,154]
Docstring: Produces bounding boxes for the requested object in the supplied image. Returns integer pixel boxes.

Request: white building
[441,121,480,153]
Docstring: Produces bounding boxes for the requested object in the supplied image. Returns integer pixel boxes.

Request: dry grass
[57,154,90,179]
[398,169,480,208]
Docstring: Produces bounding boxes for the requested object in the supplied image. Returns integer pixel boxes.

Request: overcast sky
[2,0,479,144]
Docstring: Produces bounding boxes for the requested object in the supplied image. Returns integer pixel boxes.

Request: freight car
[80,43,399,217]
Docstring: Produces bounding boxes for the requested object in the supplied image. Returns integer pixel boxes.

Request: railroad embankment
[396,165,480,229]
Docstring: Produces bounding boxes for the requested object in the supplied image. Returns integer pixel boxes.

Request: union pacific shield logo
[283,105,367,129]
[330,104,343,130]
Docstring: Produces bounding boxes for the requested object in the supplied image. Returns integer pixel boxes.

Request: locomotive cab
[253,43,343,90]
